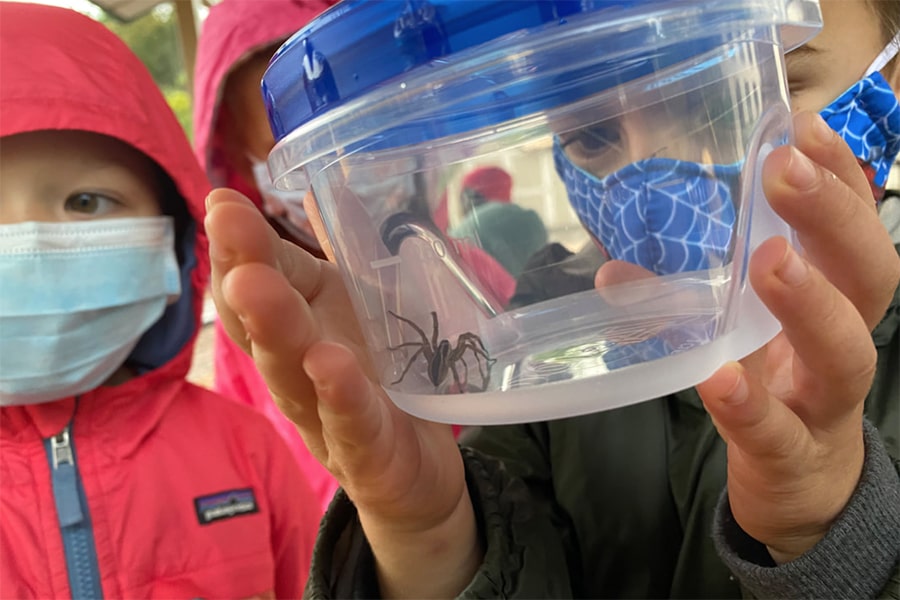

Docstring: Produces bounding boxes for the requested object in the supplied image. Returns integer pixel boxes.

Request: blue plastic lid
[265,0,592,139]
[264,0,821,174]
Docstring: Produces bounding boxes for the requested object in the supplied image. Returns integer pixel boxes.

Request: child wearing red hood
[459,166,514,209]
[193,0,341,515]
[0,4,318,597]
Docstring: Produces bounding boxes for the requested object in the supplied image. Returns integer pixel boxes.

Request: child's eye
[562,123,623,155]
[64,192,120,216]
[559,121,627,176]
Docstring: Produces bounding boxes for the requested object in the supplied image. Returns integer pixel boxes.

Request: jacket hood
[461,167,514,204]
[193,0,335,204]
[0,2,211,381]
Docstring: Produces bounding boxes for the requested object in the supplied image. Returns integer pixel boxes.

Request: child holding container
[207,0,900,597]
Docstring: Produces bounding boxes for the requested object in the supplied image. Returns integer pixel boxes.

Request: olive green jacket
[306,248,900,599]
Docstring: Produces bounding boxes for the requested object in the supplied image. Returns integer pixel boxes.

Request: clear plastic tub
[263,0,822,424]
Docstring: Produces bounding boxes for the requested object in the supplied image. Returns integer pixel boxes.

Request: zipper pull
[49,425,84,527]
[51,428,74,468]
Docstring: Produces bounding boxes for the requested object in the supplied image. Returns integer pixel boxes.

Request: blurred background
[11,0,213,139]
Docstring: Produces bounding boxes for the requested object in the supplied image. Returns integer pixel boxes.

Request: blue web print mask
[553,139,739,275]
[817,33,900,200]
[819,69,900,200]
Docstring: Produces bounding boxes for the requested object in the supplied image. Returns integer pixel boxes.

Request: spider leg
[456,334,496,391]
[391,346,426,385]
[458,354,470,389]
[457,333,497,370]
[471,347,489,382]
[446,342,471,389]
[448,360,462,391]
[470,346,491,389]
[388,311,442,386]
[457,331,490,354]
[448,337,485,391]
[387,341,426,352]
[388,310,431,345]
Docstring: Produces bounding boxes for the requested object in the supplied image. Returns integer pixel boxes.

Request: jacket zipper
[45,421,104,598]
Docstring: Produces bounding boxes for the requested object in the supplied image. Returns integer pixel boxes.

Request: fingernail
[208,238,232,263]
[721,368,749,405]
[776,244,808,286]
[811,113,834,145]
[785,147,818,190]
[205,193,213,212]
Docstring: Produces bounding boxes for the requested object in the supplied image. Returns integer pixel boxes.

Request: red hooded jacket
[192,0,340,514]
[0,4,318,597]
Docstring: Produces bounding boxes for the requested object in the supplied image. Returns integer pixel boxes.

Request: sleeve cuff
[304,446,572,598]
[304,488,380,599]
[713,420,900,599]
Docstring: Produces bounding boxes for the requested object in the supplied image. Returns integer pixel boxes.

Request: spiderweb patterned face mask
[553,139,739,275]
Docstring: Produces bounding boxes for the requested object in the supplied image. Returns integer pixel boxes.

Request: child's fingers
[208,187,380,463]
[699,236,876,454]
[696,360,855,560]
[696,361,804,466]
[793,111,876,206]
[747,237,877,425]
[205,188,285,354]
[303,341,400,486]
[762,114,900,330]
[220,262,325,434]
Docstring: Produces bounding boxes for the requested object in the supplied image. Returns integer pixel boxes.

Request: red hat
[461,166,513,203]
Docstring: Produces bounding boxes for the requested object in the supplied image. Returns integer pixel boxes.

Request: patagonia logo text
[194,488,259,525]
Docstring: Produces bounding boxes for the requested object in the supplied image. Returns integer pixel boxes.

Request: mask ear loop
[246,152,270,180]
[865,31,900,77]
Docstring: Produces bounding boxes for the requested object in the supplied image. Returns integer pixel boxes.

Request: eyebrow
[783,44,825,78]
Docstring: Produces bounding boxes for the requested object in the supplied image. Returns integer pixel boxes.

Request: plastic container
[262,0,822,425]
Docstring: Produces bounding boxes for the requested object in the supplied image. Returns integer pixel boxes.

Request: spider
[387,310,496,392]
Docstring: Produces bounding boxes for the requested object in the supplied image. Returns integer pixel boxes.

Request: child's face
[786,0,896,113]
[558,0,895,180]
[222,49,278,186]
[0,130,162,225]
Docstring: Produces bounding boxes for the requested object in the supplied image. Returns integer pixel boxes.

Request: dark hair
[871,0,900,43]
[870,0,900,72]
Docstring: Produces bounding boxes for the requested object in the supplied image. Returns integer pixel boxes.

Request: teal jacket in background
[449,202,548,279]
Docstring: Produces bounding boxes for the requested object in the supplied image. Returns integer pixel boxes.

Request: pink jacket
[0,4,318,596]
[193,0,340,514]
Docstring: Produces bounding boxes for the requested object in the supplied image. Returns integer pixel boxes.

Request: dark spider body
[387,310,496,392]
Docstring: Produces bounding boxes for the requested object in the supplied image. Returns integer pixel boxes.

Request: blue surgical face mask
[0,217,181,406]
[818,34,900,200]
[553,139,739,275]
